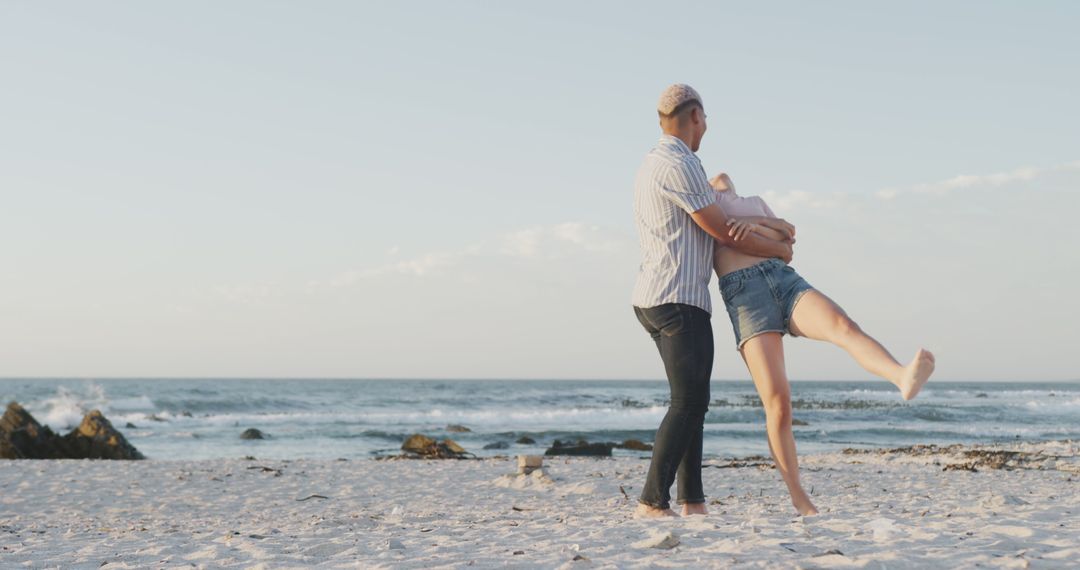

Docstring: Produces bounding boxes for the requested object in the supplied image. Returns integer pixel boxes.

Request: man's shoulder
[643,146,700,177]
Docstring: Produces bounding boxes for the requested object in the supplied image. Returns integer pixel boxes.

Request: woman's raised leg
[740,333,818,516]
[788,290,934,400]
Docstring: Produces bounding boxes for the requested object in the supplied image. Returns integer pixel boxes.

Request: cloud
[213,284,281,305]
[316,246,483,288]
[758,190,850,214]
[312,222,632,289]
[500,222,625,258]
[876,160,1079,200]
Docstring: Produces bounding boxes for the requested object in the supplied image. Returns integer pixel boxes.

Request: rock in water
[545,440,614,457]
[400,434,472,459]
[617,439,653,451]
[2,403,144,460]
[515,436,536,445]
[483,441,510,450]
[240,428,266,440]
[445,424,471,433]
[442,438,466,454]
[1,402,65,459]
[61,410,146,460]
[792,419,809,426]
[402,434,437,454]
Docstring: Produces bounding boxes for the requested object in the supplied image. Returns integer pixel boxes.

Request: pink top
[714,188,776,219]
[714,189,776,252]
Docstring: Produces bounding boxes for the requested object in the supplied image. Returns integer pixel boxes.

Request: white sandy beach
[1,440,1077,569]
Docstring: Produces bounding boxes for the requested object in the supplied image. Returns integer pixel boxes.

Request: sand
[1,440,1077,569]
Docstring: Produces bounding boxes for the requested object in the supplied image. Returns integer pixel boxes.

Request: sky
[1,1,1077,381]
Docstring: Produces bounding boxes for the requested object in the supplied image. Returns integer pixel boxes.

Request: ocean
[1,378,1077,461]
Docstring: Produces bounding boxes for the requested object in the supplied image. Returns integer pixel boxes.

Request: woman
[711,173,935,516]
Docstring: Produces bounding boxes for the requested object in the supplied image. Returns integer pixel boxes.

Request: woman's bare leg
[788,290,935,400]
[741,333,818,516]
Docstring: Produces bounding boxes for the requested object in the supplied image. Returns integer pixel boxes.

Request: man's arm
[726,218,789,242]
[690,203,793,262]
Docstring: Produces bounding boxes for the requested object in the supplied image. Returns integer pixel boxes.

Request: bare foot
[634,503,678,519]
[791,491,819,516]
[681,503,708,516]
[897,349,935,401]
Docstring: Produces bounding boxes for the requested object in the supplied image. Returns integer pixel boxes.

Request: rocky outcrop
[0,402,66,459]
[0,402,144,460]
[60,410,145,460]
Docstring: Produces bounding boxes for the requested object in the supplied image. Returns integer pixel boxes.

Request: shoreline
[4,379,1077,462]
[2,440,1077,568]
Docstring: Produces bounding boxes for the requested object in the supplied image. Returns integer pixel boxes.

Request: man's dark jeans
[633,303,713,510]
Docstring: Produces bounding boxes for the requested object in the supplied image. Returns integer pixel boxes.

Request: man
[632,84,793,518]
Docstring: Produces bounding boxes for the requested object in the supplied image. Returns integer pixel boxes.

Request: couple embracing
[631,84,935,518]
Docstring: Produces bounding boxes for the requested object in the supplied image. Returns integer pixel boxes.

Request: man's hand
[779,242,794,264]
[725,218,762,241]
[691,203,794,262]
[761,218,796,241]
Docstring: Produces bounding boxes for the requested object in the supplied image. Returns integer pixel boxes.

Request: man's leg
[677,420,709,515]
[635,304,713,515]
[676,317,712,515]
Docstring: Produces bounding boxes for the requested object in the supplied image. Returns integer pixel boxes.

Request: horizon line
[0,376,1077,383]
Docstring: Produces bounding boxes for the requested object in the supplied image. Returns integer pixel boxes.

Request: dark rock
[545,440,614,457]
[792,419,809,426]
[515,436,536,445]
[401,434,472,459]
[446,424,471,433]
[442,438,467,455]
[148,414,168,422]
[616,439,653,451]
[61,410,145,460]
[181,411,193,417]
[1,402,144,460]
[125,422,137,429]
[483,441,510,450]
[975,393,989,398]
[240,428,266,440]
[402,434,437,454]
[1,402,66,459]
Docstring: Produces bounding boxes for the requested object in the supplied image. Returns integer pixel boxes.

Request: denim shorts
[718,258,815,350]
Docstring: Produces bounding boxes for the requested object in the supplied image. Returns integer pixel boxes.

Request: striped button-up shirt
[631,135,716,313]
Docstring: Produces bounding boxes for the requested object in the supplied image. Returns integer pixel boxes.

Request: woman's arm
[725,218,790,242]
[757,217,796,240]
